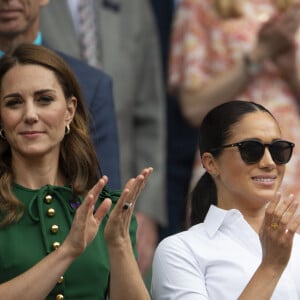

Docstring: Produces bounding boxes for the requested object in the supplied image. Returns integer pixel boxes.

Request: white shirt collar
[204,205,244,238]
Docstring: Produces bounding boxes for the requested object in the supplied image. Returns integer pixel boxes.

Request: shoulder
[48,49,113,103]
[154,224,207,261]
[56,50,112,82]
[120,0,155,29]
[152,225,208,297]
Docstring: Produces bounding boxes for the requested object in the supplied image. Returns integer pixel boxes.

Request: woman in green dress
[0,43,151,300]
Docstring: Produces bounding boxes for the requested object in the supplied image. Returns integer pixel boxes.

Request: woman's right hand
[62,176,112,258]
[259,192,300,270]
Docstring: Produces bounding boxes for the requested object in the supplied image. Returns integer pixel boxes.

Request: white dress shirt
[151,205,300,300]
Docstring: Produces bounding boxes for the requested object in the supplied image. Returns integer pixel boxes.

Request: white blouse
[151,205,300,300]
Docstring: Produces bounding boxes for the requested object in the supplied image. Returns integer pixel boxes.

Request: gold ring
[271,222,279,230]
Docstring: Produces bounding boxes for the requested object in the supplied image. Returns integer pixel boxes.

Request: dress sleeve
[151,236,208,300]
[168,0,213,91]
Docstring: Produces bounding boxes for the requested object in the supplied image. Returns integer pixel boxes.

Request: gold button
[44,194,52,204]
[52,241,60,250]
[57,275,64,284]
[50,224,59,234]
[56,294,64,300]
[47,208,55,217]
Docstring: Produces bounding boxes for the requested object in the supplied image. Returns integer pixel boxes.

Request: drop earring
[0,129,6,139]
[65,124,70,135]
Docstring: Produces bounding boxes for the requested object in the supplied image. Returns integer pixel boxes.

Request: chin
[256,190,277,203]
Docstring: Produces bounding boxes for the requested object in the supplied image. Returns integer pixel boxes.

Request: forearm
[179,59,252,127]
[0,244,76,300]
[108,242,150,300]
[238,263,284,300]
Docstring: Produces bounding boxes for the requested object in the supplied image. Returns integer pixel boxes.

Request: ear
[201,152,220,177]
[65,96,77,124]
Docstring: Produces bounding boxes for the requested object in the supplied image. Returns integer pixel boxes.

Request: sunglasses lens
[239,141,264,164]
[270,141,294,164]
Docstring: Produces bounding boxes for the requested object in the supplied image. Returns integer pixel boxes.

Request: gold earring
[65,124,70,135]
[0,129,6,139]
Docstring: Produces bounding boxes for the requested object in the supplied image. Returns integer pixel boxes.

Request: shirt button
[44,194,53,204]
[52,241,61,250]
[57,275,64,284]
[50,224,59,234]
[47,208,55,217]
[56,294,64,300]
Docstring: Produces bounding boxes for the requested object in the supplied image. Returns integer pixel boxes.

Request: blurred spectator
[169,0,300,208]
[150,0,198,238]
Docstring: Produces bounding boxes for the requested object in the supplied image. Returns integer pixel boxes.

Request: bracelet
[243,54,262,77]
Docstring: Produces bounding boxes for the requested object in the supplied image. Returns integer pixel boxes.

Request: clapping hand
[63,176,112,258]
[260,192,300,270]
[61,167,153,261]
[104,167,153,248]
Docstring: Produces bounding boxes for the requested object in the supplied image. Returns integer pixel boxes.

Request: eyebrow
[2,89,56,100]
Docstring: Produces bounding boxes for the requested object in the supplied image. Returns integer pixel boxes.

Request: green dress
[0,184,137,299]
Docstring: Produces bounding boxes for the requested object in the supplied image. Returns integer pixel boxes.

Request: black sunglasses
[211,139,295,165]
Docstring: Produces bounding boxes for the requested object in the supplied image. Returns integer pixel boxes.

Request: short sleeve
[151,235,208,300]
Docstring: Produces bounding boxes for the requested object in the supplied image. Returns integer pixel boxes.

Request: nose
[258,147,276,169]
[24,103,39,124]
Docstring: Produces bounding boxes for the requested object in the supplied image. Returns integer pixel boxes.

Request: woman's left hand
[104,167,153,248]
[62,176,112,258]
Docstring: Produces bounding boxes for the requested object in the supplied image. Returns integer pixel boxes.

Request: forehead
[227,111,281,142]
[0,64,61,93]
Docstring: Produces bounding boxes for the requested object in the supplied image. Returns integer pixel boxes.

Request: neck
[218,196,267,234]
[12,152,66,189]
[0,24,39,53]
[242,210,265,233]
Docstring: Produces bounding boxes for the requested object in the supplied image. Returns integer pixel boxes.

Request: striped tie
[78,0,100,68]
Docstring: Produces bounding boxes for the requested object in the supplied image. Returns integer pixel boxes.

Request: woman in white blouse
[152,100,300,300]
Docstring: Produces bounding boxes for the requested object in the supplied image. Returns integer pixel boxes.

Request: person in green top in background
[0,43,152,300]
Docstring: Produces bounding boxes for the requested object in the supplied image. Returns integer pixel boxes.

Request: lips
[20,131,44,136]
[0,9,22,20]
[0,4,23,18]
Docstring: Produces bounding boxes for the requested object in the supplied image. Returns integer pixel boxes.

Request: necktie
[78,0,100,68]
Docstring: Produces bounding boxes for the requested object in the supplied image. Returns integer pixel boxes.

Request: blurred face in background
[0,0,48,38]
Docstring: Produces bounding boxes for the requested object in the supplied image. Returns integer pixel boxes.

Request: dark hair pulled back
[190,100,275,226]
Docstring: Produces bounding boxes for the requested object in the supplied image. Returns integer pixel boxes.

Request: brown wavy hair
[213,0,294,18]
[0,44,100,227]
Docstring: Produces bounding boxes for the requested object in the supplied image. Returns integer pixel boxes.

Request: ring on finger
[122,202,133,210]
[271,222,279,230]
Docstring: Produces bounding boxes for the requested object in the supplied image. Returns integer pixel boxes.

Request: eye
[4,98,23,107]
[37,95,54,104]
